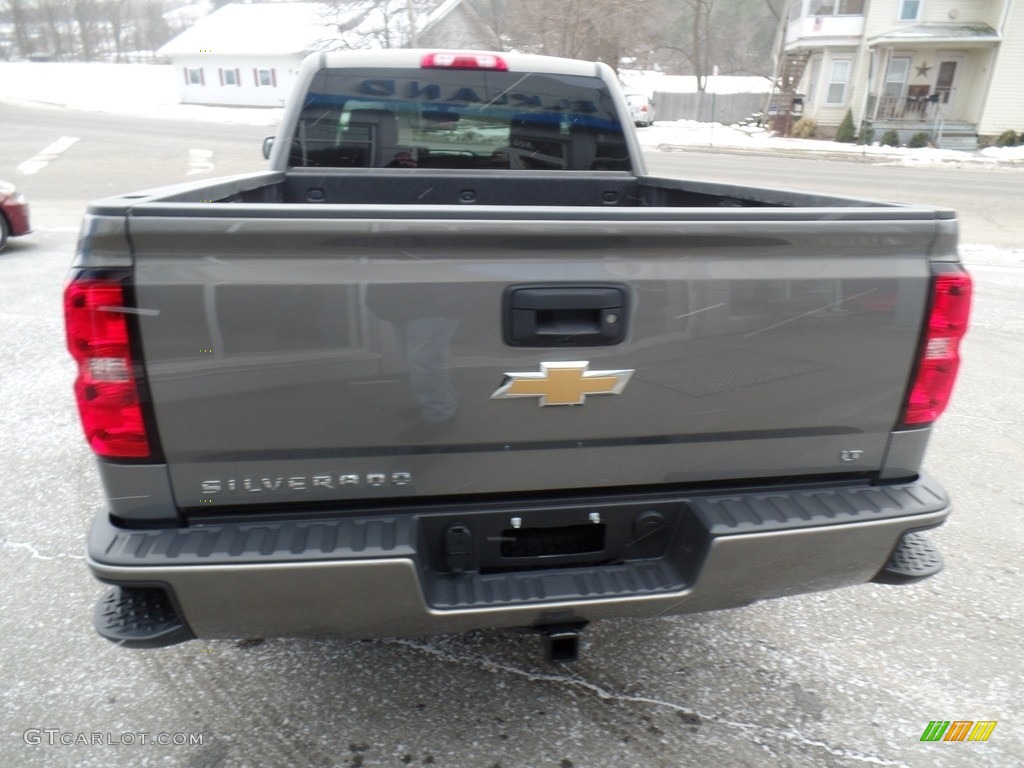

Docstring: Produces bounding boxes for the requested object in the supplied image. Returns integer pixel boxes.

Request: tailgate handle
[505,286,627,347]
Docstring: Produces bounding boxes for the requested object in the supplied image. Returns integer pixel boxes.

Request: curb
[646,142,1024,168]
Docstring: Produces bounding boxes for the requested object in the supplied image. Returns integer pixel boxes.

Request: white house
[157,0,493,107]
[777,0,1024,147]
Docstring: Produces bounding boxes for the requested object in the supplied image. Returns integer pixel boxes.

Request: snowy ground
[640,120,1024,167]
[2,61,1023,166]
[0,62,283,126]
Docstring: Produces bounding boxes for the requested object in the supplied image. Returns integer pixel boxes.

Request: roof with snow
[868,23,1000,45]
[157,0,464,57]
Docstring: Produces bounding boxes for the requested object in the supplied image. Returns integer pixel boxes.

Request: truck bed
[91,168,935,211]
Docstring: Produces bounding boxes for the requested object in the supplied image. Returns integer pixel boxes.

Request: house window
[185,68,204,86]
[883,57,911,98]
[826,59,852,104]
[220,68,240,86]
[810,0,863,15]
[899,0,921,21]
[256,68,277,87]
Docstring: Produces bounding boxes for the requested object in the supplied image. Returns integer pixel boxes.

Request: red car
[0,180,32,251]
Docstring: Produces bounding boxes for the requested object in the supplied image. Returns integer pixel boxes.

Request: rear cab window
[288,67,631,172]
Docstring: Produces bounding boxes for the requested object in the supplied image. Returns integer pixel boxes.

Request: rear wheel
[0,214,9,251]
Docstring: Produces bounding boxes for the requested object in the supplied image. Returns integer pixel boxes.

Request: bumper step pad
[873,531,942,585]
[94,586,194,648]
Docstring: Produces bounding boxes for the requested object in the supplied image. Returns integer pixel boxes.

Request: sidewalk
[636,121,1024,168]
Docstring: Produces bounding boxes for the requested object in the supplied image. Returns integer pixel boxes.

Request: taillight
[64,277,151,458]
[421,52,508,71]
[901,270,972,426]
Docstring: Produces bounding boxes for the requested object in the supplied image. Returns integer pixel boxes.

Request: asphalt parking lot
[1,103,1021,767]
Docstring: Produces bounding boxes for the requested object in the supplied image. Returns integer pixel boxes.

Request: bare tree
[101,0,133,61]
[688,0,713,89]
[135,0,170,55]
[316,0,440,51]
[38,0,73,58]
[654,0,785,88]
[3,0,37,57]
[481,0,650,68]
[466,0,512,50]
[0,0,786,68]
[72,0,100,59]
[0,0,178,60]
[653,0,718,91]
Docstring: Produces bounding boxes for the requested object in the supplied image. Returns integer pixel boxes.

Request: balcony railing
[867,93,939,120]
[786,13,864,43]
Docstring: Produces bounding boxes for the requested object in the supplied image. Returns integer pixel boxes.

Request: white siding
[801,47,862,125]
[174,54,304,107]
[920,0,1003,26]
[979,0,1024,134]
[803,0,1015,130]
[864,0,911,36]
[865,0,1004,34]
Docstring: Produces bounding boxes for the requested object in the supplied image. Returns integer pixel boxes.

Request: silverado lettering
[200,473,413,494]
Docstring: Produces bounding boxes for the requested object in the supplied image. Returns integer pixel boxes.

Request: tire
[0,214,9,252]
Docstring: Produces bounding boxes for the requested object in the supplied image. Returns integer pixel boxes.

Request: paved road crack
[1,538,85,561]
[383,637,911,767]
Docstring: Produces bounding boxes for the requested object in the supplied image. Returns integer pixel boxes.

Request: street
[0,100,1021,768]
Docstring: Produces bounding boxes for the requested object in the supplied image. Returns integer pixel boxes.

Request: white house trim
[778,0,1024,143]
[158,1,488,107]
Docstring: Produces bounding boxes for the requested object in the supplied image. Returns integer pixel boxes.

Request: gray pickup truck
[66,49,972,661]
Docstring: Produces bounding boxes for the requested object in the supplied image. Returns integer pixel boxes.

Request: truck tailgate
[127,207,936,510]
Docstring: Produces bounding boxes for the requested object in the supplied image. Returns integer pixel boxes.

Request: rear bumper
[87,474,950,644]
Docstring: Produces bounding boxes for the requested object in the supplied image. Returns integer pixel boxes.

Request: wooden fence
[651,91,767,124]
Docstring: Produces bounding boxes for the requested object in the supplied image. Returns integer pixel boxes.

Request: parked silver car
[625,92,655,127]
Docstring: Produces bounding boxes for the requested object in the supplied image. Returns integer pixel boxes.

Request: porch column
[857,46,876,126]
[870,45,893,122]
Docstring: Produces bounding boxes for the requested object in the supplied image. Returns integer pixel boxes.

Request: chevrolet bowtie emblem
[491,361,634,406]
